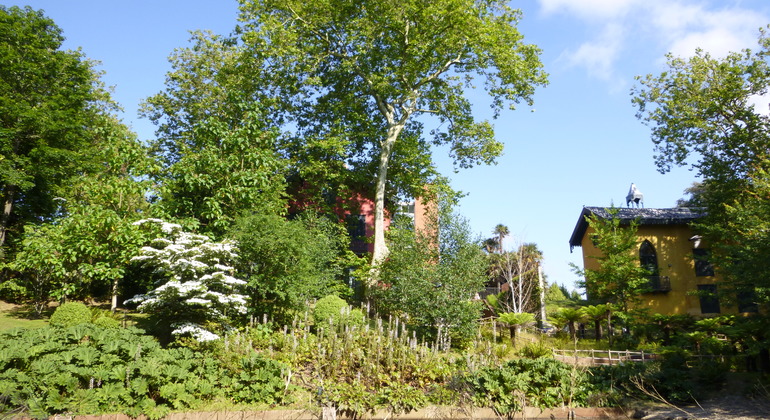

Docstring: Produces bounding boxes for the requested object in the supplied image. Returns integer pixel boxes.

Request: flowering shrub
[126,219,247,342]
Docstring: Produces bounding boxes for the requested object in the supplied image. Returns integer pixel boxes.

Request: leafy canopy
[0,6,117,250]
[633,28,770,309]
[237,0,547,263]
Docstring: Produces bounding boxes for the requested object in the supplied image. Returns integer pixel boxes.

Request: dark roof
[569,206,705,250]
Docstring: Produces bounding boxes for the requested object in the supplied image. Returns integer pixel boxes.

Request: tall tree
[143,32,287,238]
[237,0,547,268]
[0,6,110,252]
[633,28,770,309]
[572,210,650,312]
[488,242,542,314]
[3,116,154,311]
[493,224,510,253]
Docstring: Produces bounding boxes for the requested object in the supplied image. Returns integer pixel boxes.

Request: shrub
[468,357,589,417]
[49,302,92,328]
[313,295,348,327]
[93,316,121,329]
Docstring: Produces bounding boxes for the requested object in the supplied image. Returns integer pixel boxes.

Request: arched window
[639,240,659,276]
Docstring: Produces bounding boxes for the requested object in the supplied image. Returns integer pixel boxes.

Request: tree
[2,116,154,311]
[633,28,770,310]
[237,0,547,268]
[492,224,510,253]
[126,219,248,343]
[571,209,651,344]
[370,200,488,345]
[632,29,770,184]
[0,6,113,252]
[583,304,609,340]
[229,211,359,323]
[142,32,289,238]
[497,312,535,346]
[572,210,650,312]
[487,242,543,314]
[551,307,585,343]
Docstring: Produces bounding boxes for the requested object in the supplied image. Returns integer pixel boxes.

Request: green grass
[0,301,50,331]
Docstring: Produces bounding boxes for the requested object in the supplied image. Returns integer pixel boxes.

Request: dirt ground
[633,393,770,419]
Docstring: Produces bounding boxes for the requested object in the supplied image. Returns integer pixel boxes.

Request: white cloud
[540,0,769,87]
[563,24,623,78]
[539,0,639,20]
[648,3,765,58]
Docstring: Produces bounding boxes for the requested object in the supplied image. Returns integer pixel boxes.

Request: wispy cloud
[649,3,766,58]
[539,0,639,20]
[560,23,626,89]
[540,0,768,85]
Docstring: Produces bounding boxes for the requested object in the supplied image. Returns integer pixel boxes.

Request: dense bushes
[0,324,290,419]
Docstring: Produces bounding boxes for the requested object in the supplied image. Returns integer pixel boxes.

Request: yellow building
[568,206,755,316]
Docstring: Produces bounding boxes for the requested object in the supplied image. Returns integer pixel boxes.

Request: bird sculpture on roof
[626,183,644,208]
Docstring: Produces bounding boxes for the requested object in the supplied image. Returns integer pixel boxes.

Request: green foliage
[237,308,470,418]
[48,302,92,328]
[0,6,122,252]
[126,219,248,343]
[93,316,121,329]
[372,203,487,345]
[550,307,586,342]
[633,29,770,312]
[497,312,535,346]
[468,357,588,418]
[0,324,290,418]
[142,30,287,239]
[238,0,547,263]
[232,211,358,324]
[313,295,348,328]
[572,209,651,312]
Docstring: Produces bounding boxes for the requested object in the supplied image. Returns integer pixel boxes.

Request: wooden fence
[552,349,657,366]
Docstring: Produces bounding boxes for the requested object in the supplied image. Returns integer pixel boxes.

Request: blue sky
[8,0,770,291]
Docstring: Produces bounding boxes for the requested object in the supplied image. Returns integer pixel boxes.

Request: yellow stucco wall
[579,224,724,316]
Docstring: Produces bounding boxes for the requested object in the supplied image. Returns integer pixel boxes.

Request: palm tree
[551,308,585,343]
[482,237,499,254]
[583,304,609,340]
[492,224,509,253]
[498,312,535,346]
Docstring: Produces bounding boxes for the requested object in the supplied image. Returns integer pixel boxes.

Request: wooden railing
[552,349,657,366]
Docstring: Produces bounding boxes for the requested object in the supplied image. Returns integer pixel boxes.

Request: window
[697,284,721,314]
[346,214,367,254]
[693,248,715,276]
[639,240,659,275]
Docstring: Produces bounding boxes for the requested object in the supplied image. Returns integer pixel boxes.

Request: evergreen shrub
[313,295,348,327]
[92,316,121,329]
[49,302,92,328]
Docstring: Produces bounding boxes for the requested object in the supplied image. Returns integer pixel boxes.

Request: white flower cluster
[126,219,249,342]
[172,323,220,342]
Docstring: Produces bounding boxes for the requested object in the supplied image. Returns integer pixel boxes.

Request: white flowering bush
[126,219,248,342]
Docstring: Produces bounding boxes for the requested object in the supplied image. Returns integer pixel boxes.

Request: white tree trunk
[111,278,119,312]
[370,124,403,271]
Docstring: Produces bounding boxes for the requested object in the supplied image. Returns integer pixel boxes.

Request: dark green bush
[49,302,92,328]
